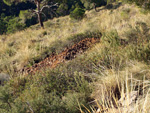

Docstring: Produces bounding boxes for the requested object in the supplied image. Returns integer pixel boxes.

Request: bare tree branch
[28,9,38,13]
[31,12,37,17]
[41,0,47,5]
[40,3,58,12]
[28,0,59,29]
[28,9,38,17]
[51,9,58,17]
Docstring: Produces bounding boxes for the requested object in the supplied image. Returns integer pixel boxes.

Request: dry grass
[0,2,150,112]
[0,2,150,73]
[83,61,150,113]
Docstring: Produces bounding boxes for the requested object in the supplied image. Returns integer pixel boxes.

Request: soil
[25,38,100,74]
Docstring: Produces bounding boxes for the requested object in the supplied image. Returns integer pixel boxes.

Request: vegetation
[0,0,107,34]
[1,0,150,34]
[70,8,85,20]
[0,1,150,113]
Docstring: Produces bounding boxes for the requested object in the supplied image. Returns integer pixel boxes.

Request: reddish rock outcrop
[25,38,100,74]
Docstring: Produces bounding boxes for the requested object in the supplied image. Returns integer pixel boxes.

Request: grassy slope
[0,2,150,113]
[0,2,150,73]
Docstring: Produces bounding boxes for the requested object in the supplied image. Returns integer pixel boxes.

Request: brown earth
[25,38,100,75]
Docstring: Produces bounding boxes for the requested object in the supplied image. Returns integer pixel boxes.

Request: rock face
[0,73,10,85]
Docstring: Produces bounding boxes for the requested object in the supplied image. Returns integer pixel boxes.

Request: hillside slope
[0,2,150,113]
[0,2,150,74]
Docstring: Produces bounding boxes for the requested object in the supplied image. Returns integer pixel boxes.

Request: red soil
[25,38,100,74]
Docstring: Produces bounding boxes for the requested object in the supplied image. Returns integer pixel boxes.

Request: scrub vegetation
[0,1,150,113]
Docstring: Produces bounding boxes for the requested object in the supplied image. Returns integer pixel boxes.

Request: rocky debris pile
[25,38,100,75]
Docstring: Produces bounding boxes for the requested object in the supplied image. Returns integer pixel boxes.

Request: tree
[3,0,59,29]
[30,0,58,28]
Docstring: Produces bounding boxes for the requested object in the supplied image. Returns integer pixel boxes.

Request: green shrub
[19,10,30,23]
[122,22,150,63]
[7,17,26,34]
[0,68,92,112]
[70,8,85,20]
[0,85,14,112]
[57,3,69,16]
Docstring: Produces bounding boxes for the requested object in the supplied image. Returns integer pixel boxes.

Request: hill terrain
[25,37,100,74]
[0,2,150,113]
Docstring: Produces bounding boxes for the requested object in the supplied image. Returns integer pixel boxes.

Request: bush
[57,3,69,16]
[7,17,26,34]
[70,8,85,20]
[0,69,92,112]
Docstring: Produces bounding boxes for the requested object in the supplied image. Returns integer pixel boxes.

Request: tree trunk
[37,13,44,29]
[36,1,44,29]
